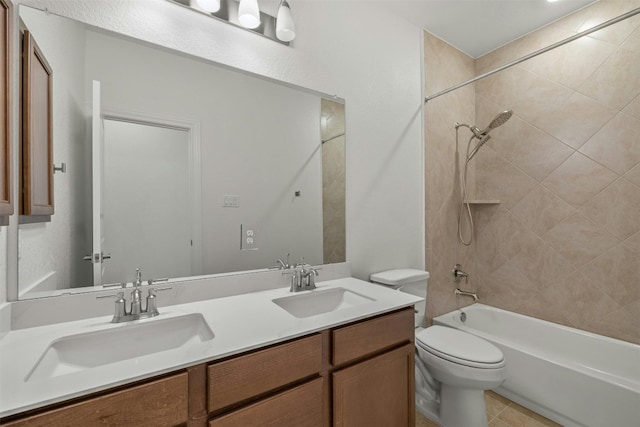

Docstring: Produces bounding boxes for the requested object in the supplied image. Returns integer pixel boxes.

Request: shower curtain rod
[424,6,640,103]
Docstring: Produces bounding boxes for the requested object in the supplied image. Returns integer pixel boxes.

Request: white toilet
[370,269,506,427]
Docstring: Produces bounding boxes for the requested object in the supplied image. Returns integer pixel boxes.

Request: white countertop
[0,277,422,418]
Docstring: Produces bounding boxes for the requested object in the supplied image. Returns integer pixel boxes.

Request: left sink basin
[26,313,214,381]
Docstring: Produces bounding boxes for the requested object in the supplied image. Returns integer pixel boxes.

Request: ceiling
[261,0,596,58]
[378,0,597,58]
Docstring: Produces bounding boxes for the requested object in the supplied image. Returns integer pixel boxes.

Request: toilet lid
[416,326,504,368]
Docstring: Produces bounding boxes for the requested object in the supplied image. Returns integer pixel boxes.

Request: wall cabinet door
[0,0,12,220]
[21,28,53,216]
[333,343,415,427]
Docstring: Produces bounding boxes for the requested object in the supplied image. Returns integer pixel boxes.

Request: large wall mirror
[16,5,346,300]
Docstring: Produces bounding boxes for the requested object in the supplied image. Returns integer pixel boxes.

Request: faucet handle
[134,268,143,287]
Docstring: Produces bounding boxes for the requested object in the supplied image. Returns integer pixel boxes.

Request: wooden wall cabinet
[20,28,53,216]
[0,307,415,427]
[0,0,12,223]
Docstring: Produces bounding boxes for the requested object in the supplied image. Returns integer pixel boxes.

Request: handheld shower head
[470,110,513,139]
[484,110,513,133]
[466,110,512,161]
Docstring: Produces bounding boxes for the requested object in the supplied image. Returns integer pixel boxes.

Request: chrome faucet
[275,253,291,270]
[454,288,479,302]
[285,264,320,292]
[99,268,172,323]
[300,266,319,289]
[453,264,469,282]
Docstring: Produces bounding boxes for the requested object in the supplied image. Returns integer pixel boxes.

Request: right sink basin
[272,287,376,318]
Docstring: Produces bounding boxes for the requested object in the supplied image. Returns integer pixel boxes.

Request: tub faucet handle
[453,264,469,283]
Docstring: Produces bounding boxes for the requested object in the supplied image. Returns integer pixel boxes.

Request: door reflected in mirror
[16,5,346,299]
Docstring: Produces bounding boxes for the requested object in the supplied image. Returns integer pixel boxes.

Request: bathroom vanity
[0,277,420,426]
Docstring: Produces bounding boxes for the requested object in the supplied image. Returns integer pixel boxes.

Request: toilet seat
[416,326,505,369]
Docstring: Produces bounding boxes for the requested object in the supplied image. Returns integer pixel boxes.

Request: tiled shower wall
[425,0,640,343]
[423,33,477,321]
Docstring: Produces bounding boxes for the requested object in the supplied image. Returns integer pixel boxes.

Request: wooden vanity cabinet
[331,308,415,427]
[207,334,323,414]
[0,372,189,427]
[210,377,324,427]
[0,307,415,427]
[333,344,414,427]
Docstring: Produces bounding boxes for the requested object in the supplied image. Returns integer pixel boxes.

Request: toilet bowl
[370,269,506,427]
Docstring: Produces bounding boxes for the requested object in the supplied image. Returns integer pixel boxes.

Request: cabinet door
[333,344,415,427]
[0,0,12,219]
[21,29,53,216]
[210,377,324,427]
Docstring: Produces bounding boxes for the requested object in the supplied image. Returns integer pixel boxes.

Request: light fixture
[276,0,296,42]
[238,0,261,29]
[195,0,221,13]
[167,0,293,45]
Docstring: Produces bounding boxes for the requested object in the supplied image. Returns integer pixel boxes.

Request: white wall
[4,0,424,303]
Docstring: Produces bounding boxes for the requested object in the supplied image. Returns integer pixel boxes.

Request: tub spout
[455,288,478,302]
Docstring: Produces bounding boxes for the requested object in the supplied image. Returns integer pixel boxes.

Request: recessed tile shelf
[463,200,501,205]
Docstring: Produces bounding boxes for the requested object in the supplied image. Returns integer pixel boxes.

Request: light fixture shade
[195,0,221,13]
[238,0,261,29]
[276,0,296,42]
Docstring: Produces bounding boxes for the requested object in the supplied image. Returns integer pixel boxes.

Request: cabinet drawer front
[2,372,188,427]
[332,307,413,366]
[210,377,323,427]
[208,334,322,413]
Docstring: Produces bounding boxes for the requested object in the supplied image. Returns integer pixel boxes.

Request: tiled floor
[415,391,561,427]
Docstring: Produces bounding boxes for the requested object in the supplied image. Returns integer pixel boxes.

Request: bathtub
[433,304,640,427]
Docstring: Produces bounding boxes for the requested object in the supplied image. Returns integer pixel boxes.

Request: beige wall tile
[621,25,640,53]
[510,237,574,291]
[624,163,640,187]
[543,213,620,266]
[581,178,640,240]
[579,1,640,46]
[623,94,640,120]
[583,243,640,306]
[578,47,640,110]
[542,152,619,208]
[510,185,575,237]
[528,92,617,150]
[539,271,620,327]
[477,66,574,125]
[581,299,640,344]
[579,112,640,175]
[475,206,538,273]
[476,147,538,209]
[521,36,616,89]
[476,25,573,75]
[624,231,640,254]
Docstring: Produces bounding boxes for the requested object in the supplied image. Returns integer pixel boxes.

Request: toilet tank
[370,269,429,327]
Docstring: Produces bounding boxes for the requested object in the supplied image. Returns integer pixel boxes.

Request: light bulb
[238,0,261,29]
[276,0,296,42]
[195,0,221,13]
